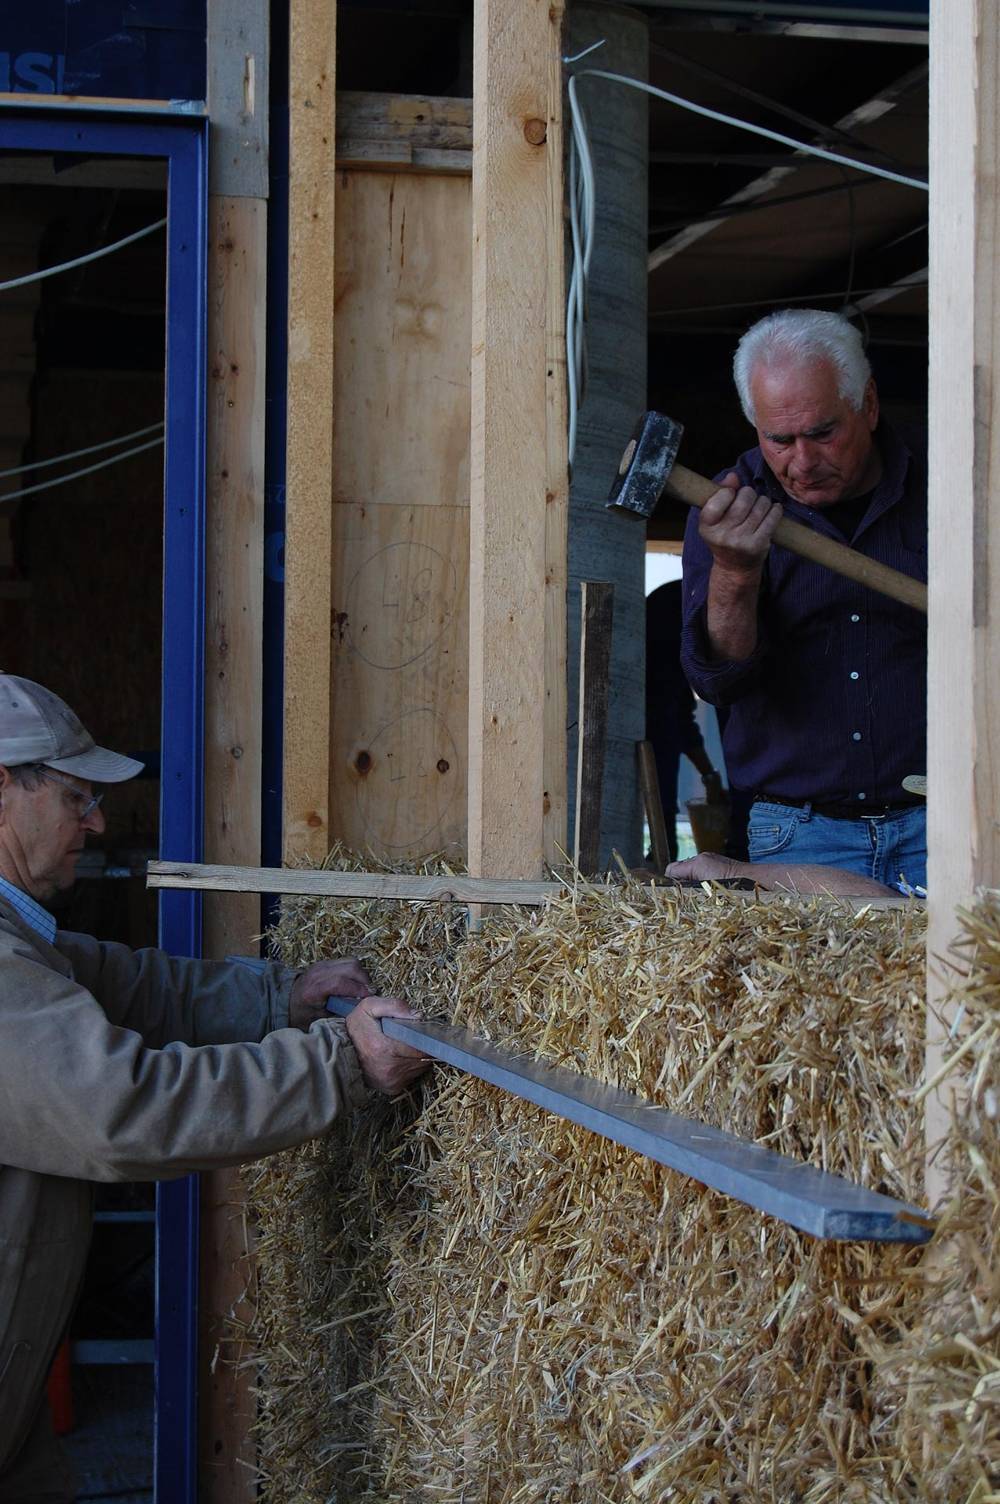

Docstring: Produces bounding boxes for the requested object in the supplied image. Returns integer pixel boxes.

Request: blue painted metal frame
[0,109,207,1504]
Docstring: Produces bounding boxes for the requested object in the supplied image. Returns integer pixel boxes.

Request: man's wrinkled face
[750,357,881,508]
[0,767,105,902]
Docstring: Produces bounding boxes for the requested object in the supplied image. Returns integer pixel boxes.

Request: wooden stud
[201,9,269,1492]
[284,0,337,863]
[469,0,564,881]
[203,196,266,965]
[573,583,615,875]
[148,860,566,906]
[544,6,569,866]
[200,202,267,1503]
[925,0,1000,1201]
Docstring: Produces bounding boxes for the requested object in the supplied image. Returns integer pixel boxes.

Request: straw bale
[238,858,998,1502]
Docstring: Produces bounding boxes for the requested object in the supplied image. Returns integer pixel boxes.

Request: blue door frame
[0,108,207,1502]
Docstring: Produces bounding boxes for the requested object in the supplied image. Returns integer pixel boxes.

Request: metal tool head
[606,411,684,519]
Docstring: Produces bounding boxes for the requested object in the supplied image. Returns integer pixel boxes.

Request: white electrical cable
[0,217,168,294]
[566,71,597,467]
[580,69,928,193]
[0,422,165,481]
[0,435,164,506]
[562,54,928,464]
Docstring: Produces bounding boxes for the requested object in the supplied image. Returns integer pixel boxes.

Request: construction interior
[3,0,999,1500]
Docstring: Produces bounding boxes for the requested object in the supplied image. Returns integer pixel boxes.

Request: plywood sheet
[328,169,471,862]
[329,502,468,859]
[331,171,471,511]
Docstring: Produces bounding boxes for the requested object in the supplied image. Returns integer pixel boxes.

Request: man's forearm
[705,564,763,661]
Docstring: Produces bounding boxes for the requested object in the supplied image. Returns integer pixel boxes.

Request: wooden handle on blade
[665,461,928,615]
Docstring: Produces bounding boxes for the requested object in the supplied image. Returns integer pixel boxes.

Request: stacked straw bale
[240,857,998,1502]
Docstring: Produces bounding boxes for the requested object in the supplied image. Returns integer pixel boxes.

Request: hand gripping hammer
[606,411,927,614]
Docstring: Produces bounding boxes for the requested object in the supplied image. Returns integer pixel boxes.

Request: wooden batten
[925,0,1000,1199]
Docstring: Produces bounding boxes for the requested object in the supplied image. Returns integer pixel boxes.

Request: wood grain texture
[925,0,1000,1199]
[200,203,264,1502]
[331,172,471,512]
[329,170,471,861]
[337,90,472,173]
[329,502,469,860]
[544,4,569,864]
[204,196,265,964]
[469,0,561,880]
[149,860,566,905]
[284,0,336,863]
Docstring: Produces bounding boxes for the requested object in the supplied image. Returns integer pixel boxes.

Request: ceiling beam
[647,58,927,274]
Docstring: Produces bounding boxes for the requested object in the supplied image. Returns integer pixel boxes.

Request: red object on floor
[46,1338,74,1436]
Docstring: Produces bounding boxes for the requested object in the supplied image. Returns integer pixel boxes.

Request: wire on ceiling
[563,47,928,465]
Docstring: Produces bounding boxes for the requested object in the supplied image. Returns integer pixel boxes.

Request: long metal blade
[327,998,933,1244]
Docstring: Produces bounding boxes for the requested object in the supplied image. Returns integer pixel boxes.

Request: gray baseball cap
[0,674,144,783]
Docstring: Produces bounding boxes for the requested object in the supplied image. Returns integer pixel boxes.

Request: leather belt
[753,793,924,821]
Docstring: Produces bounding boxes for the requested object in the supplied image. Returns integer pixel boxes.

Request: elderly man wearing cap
[0,675,428,1502]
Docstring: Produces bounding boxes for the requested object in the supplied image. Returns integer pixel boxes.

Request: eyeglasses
[37,768,104,821]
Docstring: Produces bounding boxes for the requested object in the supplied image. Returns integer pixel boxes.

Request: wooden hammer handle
[665,461,928,615]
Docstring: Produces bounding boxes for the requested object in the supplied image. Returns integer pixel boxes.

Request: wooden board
[337,90,472,174]
[329,502,469,859]
[925,0,1000,1199]
[331,171,471,512]
[329,170,472,861]
[544,12,570,865]
[148,860,565,906]
[203,195,266,962]
[469,0,563,880]
[284,0,337,863]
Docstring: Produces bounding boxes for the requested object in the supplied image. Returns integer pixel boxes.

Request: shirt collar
[0,874,57,945]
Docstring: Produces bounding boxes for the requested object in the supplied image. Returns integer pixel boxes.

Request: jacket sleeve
[54,930,293,1047]
[679,506,771,708]
[0,933,369,1182]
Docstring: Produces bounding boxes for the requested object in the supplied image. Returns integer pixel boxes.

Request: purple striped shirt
[679,420,926,807]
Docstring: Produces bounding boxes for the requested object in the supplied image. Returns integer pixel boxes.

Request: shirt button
[849,670,860,680]
[858,792,867,800]
[852,731,862,741]
[850,614,860,623]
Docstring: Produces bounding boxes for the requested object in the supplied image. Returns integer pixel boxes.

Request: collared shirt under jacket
[679,419,926,807]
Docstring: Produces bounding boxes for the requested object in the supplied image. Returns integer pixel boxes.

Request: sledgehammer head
[606,411,684,519]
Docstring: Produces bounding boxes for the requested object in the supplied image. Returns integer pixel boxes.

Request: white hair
[733,309,872,425]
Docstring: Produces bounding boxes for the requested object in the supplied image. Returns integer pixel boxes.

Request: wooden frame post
[925,0,1000,1200]
[284,0,337,863]
[469,0,567,880]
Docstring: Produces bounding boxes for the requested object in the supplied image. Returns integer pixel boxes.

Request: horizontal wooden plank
[147,862,912,912]
[337,91,472,172]
[148,860,566,905]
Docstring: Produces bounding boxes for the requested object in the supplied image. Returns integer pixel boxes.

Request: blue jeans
[748,801,926,891]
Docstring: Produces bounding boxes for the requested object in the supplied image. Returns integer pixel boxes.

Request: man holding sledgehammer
[679,309,926,892]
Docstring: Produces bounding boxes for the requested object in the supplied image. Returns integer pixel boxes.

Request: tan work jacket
[0,897,367,1474]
